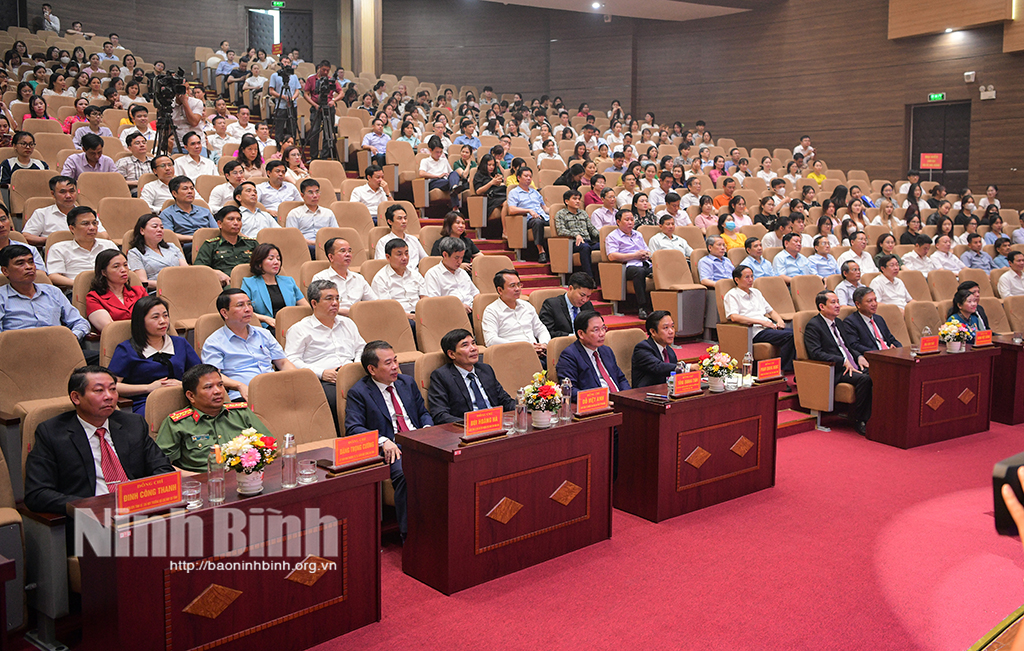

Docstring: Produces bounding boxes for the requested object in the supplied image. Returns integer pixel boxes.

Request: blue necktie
[571,305,579,322]
[467,373,489,410]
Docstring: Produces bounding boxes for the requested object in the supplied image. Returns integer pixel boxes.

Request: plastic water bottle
[207,445,225,504]
[668,369,676,393]
[515,388,528,433]
[742,352,753,380]
[281,433,297,488]
[922,326,932,337]
[559,378,573,422]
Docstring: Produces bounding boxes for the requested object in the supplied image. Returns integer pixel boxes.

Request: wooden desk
[991,336,1024,425]
[398,413,620,595]
[611,382,783,523]
[864,345,1000,448]
[71,451,389,651]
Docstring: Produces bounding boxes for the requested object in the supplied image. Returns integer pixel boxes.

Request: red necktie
[386,386,410,432]
[870,318,888,350]
[95,427,129,487]
[662,347,671,363]
[594,351,618,393]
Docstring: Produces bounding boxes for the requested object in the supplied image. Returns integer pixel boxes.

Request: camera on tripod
[315,76,333,108]
[153,68,188,113]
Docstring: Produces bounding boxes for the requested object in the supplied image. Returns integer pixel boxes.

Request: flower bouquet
[938,320,971,352]
[522,371,563,428]
[698,345,739,392]
[222,428,278,494]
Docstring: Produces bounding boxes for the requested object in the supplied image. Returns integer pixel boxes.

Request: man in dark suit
[556,311,630,399]
[804,291,873,435]
[25,366,174,515]
[631,310,679,387]
[344,340,433,540]
[428,328,516,424]
[539,272,597,339]
[841,287,901,366]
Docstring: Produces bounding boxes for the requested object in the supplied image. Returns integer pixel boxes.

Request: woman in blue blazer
[240,243,308,330]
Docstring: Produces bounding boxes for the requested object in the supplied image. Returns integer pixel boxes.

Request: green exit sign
[928,93,946,102]
[271,1,285,6]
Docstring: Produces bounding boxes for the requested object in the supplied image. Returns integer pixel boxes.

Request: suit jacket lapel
[68,418,97,488]
[107,416,134,479]
[450,364,472,409]
[365,378,394,437]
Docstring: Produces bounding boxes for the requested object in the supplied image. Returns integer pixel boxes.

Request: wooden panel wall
[633,0,1024,205]
[35,0,339,72]
[888,0,1012,39]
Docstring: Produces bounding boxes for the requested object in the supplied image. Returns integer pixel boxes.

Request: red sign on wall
[919,153,943,170]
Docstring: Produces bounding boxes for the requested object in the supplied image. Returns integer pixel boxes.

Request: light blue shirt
[201,324,287,399]
[1013,228,1024,245]
[565,293,581,324]
[984,232,1004,245]
[215,60,238,76]
[698,254,734,283]
[508,186,548,221]
[773,251,815,277]
[808,253,841,277]
[994,254,1010,269]
[361,131,390,152]
[269,71,302,107]
[0,283,90,339]
[456,365,491,410]
[740,256,776,279]
[159,204,216,236]
[960,250,994,271]
[453,135,481,150]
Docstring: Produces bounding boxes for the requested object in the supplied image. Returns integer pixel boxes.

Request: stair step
[777,409,816,437]
[480,250,516,261]
[474,239,511,252]
[515,261,551,275]
[420,218,445,226]
[777,391,801,411]
[520,274,561,288]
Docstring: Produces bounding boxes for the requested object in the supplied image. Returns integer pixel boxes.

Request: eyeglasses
[17,141,35,148]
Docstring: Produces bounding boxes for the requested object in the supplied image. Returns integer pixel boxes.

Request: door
[280,11,313,63]
[909,102,971,192]
[247,10,277,58]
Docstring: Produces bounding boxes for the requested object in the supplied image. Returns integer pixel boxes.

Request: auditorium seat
[957,268,994,297]
[991,267,1012,297]
[256,227,312,284]
[249,368,335,448]
[98,320,133,367]
[77,172,131,210]
[188,227,220,263]
[414,296,472,353]
[413,351,447,405]
[9,169,56,216]
[350,299,423,365]
[545,335,576,382]
[980,297,1012,334]
[714,278,780,364]
[143,385,189,440]
[650,249,705,338]
[792,310,857,428]
[377,200,420,234]
[471,293,500,345]
[875,303,911,347]
[300,260,330,288]
[470,254,514,294]
[484,341,543,397]
[926,269,959,301]
[309,160,347,194]
[753,276,797,321]
[898,270,931,302]
[904,301,941,345]
[527,287,565,314]
[97,197,151,247]
[790,275,825,312]
[157,266,222,334]
[329,201,375,244]
[313,227,367,268]
[604,328,645,383]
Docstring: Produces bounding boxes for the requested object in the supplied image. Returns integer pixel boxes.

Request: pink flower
[240,448,261,469]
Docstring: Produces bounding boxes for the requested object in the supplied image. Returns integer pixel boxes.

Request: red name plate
[465,406,504,437]
[335,431,380,466]
[919,335,939,354]
[576,387,609,414]
[919,153,943,170]
[974,330,992,346]
[757,358,782,380]
[116,472,182,515]
[672,370,701,395]
[271,43,283,56]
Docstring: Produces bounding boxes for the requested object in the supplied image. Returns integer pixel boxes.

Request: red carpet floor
[316,423,1024,651]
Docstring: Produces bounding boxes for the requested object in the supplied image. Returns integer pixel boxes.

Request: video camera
[153,68,188,113]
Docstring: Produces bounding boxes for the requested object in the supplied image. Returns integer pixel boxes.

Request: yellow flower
[229,457,240,465]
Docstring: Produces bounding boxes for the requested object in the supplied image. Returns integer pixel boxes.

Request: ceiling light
[945,28,953,33]
[592,2,601,8]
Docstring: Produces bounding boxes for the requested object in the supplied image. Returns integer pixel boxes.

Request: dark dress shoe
[855,421,867,436]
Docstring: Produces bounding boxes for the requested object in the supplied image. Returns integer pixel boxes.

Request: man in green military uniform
[193,206,257,285]
[156,363,272,472]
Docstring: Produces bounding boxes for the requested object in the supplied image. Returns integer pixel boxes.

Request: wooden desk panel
[612,382,782,523]
[864,346,999,449]
[991,336,1024,425]
[72,451,388,651]
[398,414,619,595]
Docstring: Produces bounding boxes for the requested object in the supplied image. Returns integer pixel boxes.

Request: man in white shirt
[869,255,913,311]
[22,176,101,246]
[286,179,337,248]
[647,213,693,257]
[255,160,301,217]
[679,177,702,210]
[482,269,550,359]
[349,164,392,224]
[900,234,940,277]
[835,260,866,306]
[125,105,156,142]
[616,172,638,209]
[654,193,691,227]
[46,207,117,289]
[760,216,792,249]
[311,237,376,315]
[41,4,59,33]
[647,171,674,208]
[173,131,218,182]
[929,234,965,273]
[205,116,238,164]
[140,155,176,213]
[836,231,878,274]
[724,265,795,372]
[422,237,478,312]
[371,239,425,320]
[234,182,280,237]
[284,279,365,424]
[226,107,256,140]
[897,171,920,196]
[418,135,459,207]
[208,160,245,213]
[374,205,427,268]
[998,251,1024,297]
[793,135,815,163]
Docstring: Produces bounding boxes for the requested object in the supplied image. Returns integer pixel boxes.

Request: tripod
[308,103,338,160]
[272,93,299,143]
[153,107,177,157]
